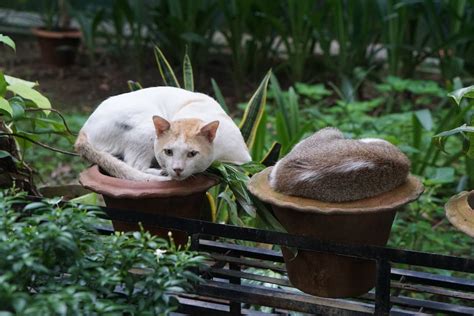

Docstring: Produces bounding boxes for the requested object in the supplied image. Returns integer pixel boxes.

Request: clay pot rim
[445,191,474,238]
[32,27,82,39]
[79,165,219,199]
[248,167,424,214]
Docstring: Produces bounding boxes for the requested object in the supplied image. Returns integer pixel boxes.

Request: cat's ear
[199,120,219,143]
[153,116,170,136]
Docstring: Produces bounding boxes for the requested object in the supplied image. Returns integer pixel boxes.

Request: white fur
[297,160,374,183]
[359,138,389,144]
[79,87,251,180]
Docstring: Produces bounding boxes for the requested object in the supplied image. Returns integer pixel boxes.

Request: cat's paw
[145,168,164,176]
[143,174,171,182]
[160,170,169,176]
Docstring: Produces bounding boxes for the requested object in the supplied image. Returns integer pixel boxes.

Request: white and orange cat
[75,87,251,181]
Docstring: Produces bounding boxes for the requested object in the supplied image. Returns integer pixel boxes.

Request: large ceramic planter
[32,27,81,66]
[79,165,219,245]
[445,191,474,238]
[248,167,423,298]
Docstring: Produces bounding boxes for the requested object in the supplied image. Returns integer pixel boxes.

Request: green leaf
[414,109,433,131]
[4,75,37,88]
[434,124,474,138]
[154,46,180,88]
[0,150,12,158]
[261,142,281,167]
[211,78,228,113]
[183,53,194,92]
[127,80,143,91]
[0,97,12,117]
[70,193,101,205]
[0,34,15,51]
[7,84,51,115]
[240,70,272,148]
[448,85,474,106]
[0,72,6,96]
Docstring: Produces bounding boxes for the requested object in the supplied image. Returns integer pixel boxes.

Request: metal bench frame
[97,205,474,315]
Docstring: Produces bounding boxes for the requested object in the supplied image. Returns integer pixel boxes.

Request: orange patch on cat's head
[153,117,220,155]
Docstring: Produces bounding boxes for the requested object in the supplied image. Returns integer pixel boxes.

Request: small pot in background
[32,27,81,67]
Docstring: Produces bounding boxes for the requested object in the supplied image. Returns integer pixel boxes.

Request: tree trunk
[0,121,39,195]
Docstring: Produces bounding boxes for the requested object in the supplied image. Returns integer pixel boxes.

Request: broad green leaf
[448,85,474,106]
[0,34,15,51]
[0,150,12,158]
[414,109,433,131]
[183,53,194,92]
[211,78,228,113]
[127,80,143,91]
[240,70,272,148]
[4,75,37,88]
[154,46,180,88]
[427,167,455,184]
[0,97,12,117]
[6,84,51,115]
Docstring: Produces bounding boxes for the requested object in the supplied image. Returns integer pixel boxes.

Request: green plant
[38,0,72,30]
[0,190,205,314]
[1,35,78,193]
[434,81,474,188]
[149,0,218,66]
[267,0,317,82]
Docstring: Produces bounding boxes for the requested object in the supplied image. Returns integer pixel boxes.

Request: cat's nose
[173,168,183,176]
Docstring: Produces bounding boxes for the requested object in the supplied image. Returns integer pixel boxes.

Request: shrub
[0,191,205,315]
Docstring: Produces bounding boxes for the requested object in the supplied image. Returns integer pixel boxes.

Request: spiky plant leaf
[127,80,143,91]
[154,46,180,88]
[183,53,194,91]
[240,70,272,148]
[261,142,281,167]
[211,78,229,113]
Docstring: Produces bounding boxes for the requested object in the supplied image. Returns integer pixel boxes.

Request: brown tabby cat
[269,127,410,202]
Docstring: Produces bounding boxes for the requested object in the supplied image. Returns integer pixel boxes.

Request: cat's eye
[187,150,199,158]
[164,149,173,156]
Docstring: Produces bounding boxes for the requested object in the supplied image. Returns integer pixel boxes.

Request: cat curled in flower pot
[75,87,251,181]
[269,127,410,202]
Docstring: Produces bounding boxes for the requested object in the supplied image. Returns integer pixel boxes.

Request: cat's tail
[74,131,160,182]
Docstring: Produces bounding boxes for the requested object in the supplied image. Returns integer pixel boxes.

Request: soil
[0,37,266,113]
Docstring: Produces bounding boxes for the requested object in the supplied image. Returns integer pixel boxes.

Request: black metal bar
[391,268,474,292]
[196,280,374,315]
[375,259,391,315]
[189,233,200,251]
[95,205,474,273]
[229,255,242,315]
[363,292,474,315]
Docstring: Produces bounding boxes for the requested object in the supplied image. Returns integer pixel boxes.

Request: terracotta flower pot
[445,191,474,238]
[32,27,81,67]
[79,165,219,245]
[248,167,423,298]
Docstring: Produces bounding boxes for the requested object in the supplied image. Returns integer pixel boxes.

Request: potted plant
[79,165,219,246]
[248,167,423,298]
[32,0,81,66]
